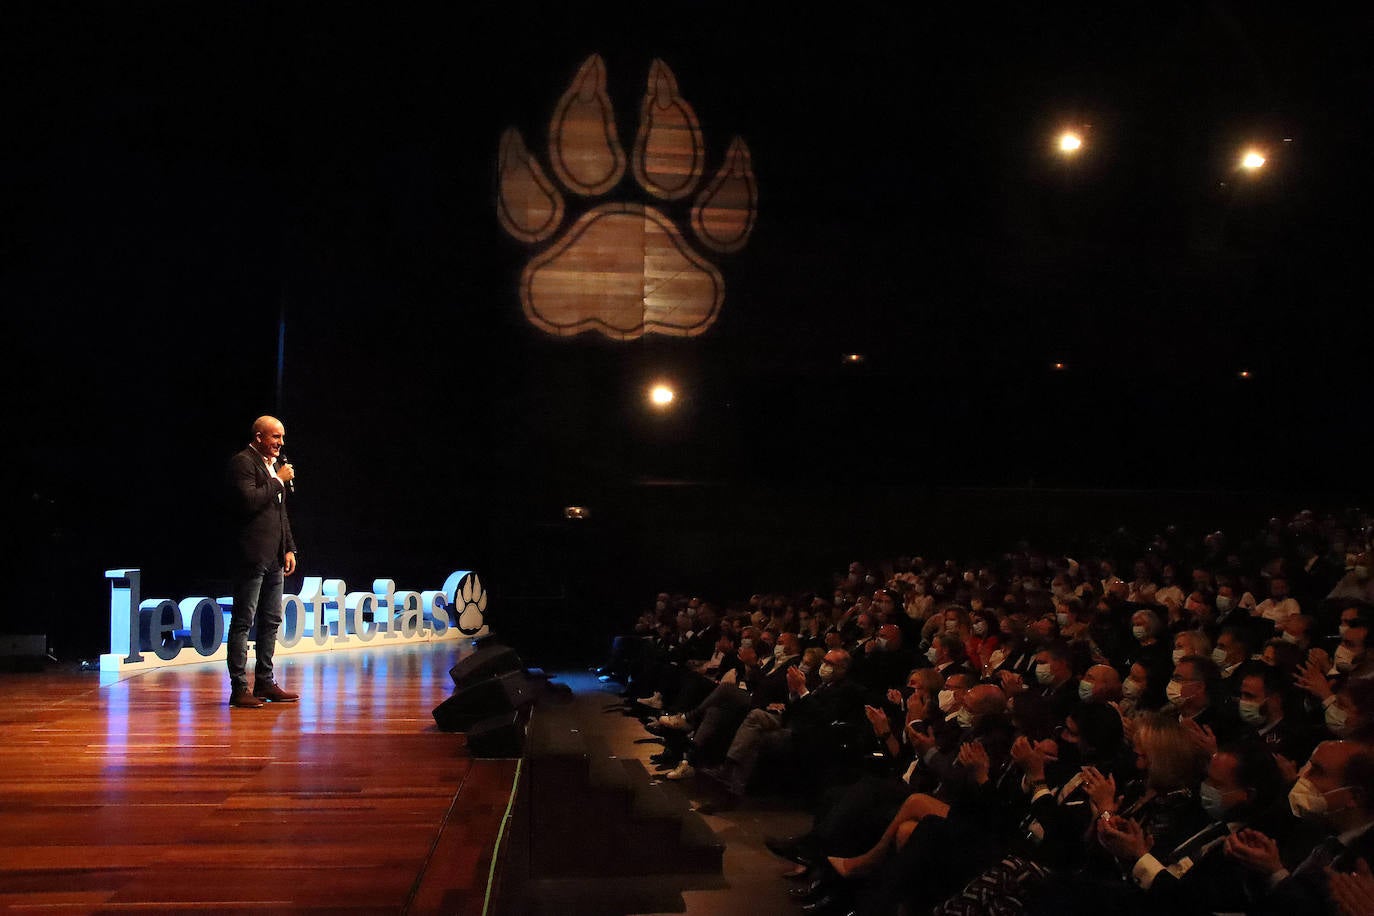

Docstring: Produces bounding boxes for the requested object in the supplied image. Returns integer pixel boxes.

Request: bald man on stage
[225,416,300,708]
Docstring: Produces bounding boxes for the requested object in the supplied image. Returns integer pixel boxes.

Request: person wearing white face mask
[966,609,1000,674]
[1321,679,1374,742]
[1165,656,1239,743]
[1098,742,1285,911]
[1223,740,1374,912]
[703,649,866,809]
[1211,626,1253,696]
[924,634,971,679]
[1213,583,1241,620]
[1294,631,1374,740]
[1329,618,1370,679]
[1051,597,1083,636]
[934,672,974,729]
[1172,630,1212,670]
[1301,672,1374,745]
[1027,642,1079,720]
[1127,609,1171,673]
[662,634,808,781]
[1077,664,1122,705]
[1119,662,1152,712]
[1236,665,1317,765]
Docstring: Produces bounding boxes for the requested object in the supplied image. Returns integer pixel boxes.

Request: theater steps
[493,689,726,914]
[524,706,724,877]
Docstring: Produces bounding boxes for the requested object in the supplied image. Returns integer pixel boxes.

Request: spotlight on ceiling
[1240,150,1266,171]
[564,505,590,520]
[842,353,866,365]
[1057,131,1083,154]
[1237,369,1253,380]
[649,383,675,407]
[1051,361,1067,371]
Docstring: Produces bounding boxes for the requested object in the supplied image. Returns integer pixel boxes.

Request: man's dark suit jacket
[227,446,296,568]
[852,645,917,696]
[784,677,866,735]
[750,656,803,710]
[1259,818,1374,916]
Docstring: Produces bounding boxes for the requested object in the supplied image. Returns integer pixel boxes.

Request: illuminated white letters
[101,568,486,675]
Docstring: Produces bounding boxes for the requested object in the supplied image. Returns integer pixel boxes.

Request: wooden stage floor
[0,642,518,915]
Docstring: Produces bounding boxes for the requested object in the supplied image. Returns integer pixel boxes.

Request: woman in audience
[838,703,1129,914]
[1124,608,1170,674]
[965,608,1001,672]
[931,713,1207,915]
[988,613,1038,680]
[609,505,1373,915]
[1094,741,1285,913]
[1259,636,1303,672]
[1172,629,1212,668]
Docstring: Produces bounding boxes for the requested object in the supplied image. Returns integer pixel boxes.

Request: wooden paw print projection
[497,55,757,339]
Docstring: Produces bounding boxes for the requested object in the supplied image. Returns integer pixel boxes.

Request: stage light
[1051,361,1067,371]
[842,353,865,364]
[1237,369,1252,380]
[563,506,590,520]
[649,384,675,407]
[1240,150,1266,170]
[1057,131,1083,154]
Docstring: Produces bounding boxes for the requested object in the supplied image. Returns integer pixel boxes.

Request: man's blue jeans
[228,563,284,690]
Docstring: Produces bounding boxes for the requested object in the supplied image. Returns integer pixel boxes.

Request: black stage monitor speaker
[449,644,523,688]
[433,670,535,732]
[465,710,525,757]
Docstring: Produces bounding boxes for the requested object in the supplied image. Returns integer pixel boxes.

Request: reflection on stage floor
[0,640,516,914]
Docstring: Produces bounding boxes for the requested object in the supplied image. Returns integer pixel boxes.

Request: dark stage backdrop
[8,3,1371,660]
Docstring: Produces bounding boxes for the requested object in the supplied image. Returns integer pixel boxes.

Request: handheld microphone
[279,454,295,493]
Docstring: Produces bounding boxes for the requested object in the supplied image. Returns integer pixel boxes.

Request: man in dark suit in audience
[852,624,915,696]
[1236,663,1317,765]
[1168,655,1241,745]
[1028,640,1080,722]
[1223,739,1374,915]
[711,649,865,803]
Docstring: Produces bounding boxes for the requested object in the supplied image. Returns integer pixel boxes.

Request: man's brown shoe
[230,689,265,708]
[253,683,300,703]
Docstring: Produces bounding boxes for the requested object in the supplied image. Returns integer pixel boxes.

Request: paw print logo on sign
[498,55,757,340]
[454,573,487,636]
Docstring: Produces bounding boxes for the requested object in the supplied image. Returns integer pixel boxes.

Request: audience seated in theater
[1218,739,1374,916]
[602,503,1374,915]
[658,633,812,781]
[1095,740,1286,914]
